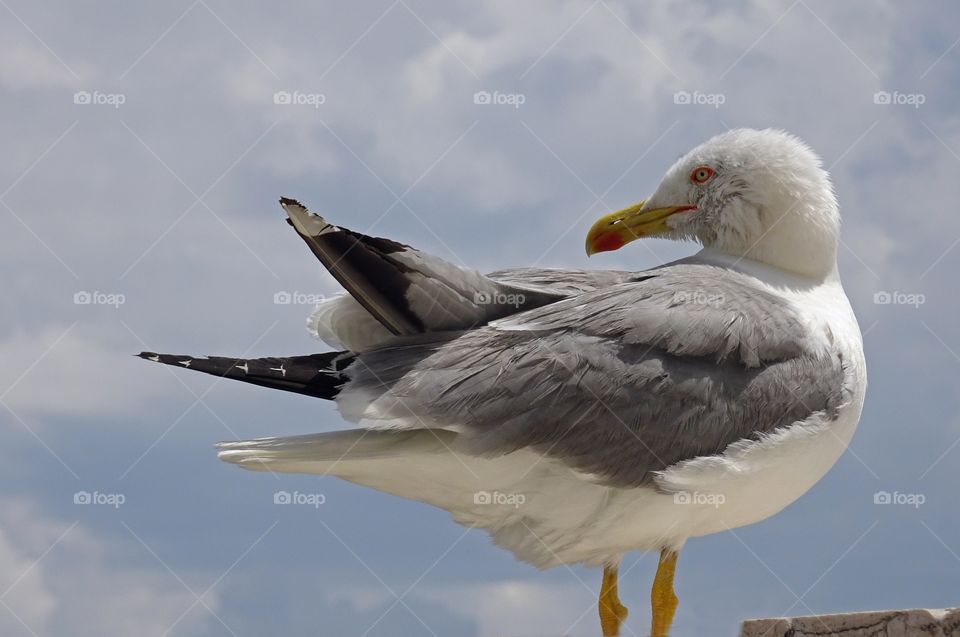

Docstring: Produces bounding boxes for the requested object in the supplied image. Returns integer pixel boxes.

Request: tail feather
[137,350,353,399]
[216,429,457,472]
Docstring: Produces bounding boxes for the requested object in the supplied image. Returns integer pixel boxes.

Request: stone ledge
[740,608,960,636]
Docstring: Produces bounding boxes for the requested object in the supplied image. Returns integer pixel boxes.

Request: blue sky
[2,1,960,635]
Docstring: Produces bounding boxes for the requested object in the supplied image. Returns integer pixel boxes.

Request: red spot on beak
[592,232,625,254]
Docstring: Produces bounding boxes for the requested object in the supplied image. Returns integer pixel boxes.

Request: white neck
[709,192,840,281]
[692,245,840,287]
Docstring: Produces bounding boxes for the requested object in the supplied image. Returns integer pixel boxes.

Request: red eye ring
[690,165,715,184]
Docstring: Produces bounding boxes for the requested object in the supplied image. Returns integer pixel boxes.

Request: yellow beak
[585,201,697,256]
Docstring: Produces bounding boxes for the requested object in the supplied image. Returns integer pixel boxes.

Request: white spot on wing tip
[178,359,192,367]
[281,199,337,236]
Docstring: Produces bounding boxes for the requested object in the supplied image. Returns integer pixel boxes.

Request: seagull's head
[586,128,840,278]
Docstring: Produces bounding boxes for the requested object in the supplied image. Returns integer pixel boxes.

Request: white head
[586,129,840,279]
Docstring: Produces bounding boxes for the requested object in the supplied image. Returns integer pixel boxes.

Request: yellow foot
[650,549,679,637]
[599,564,629,636]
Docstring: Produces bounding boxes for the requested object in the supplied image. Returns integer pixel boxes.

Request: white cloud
[0,499,217,637]
[0,326,168,420]
[328,578,596,636]
[0,43,81,91]
[413,575,596,635]
[414,579,593,637]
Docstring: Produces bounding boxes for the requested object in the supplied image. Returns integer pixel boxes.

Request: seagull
[140,128,866,637]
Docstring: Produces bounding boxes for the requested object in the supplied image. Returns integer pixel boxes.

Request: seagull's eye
[690,166,715,184]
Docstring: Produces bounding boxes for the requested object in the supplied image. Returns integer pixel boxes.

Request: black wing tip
[136,351,181,361]
[136,351,201,368]
[137,350,353,401]
[279,196,304,208]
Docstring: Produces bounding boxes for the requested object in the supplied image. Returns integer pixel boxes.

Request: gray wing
[337,263,847,487]
[282,198,565,336]
[284,199,638,351]
[487,267,633,296]
[305,265,629,352]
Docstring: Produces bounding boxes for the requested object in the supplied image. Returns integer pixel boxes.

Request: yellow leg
[650,549,679,637]
[598,564,629,636]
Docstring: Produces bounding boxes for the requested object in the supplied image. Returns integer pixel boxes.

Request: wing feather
[281,198,564,342]
[335,264,846,487]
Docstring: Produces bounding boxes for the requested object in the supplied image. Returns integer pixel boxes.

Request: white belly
[537,400,862,567]
[560,347,867,565]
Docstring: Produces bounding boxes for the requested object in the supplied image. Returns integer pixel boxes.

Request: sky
[2,1,960,635]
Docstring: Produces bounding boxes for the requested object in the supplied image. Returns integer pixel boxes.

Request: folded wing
[282,198,569,345]
[330,263,847,487]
